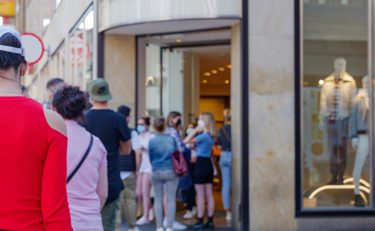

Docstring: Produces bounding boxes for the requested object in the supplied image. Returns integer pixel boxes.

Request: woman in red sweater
[0,28,72,230]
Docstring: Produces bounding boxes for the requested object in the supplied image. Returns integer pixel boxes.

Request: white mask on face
[198,119,205,128]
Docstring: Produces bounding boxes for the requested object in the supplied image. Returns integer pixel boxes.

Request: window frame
[295,0,375,216]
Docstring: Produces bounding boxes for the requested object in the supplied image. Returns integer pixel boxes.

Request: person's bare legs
[136,172,144,213]
[195,184,205,217]
[141,172,152,219]
[205,184,215,216]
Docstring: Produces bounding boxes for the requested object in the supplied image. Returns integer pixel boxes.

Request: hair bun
[52,86,86,119]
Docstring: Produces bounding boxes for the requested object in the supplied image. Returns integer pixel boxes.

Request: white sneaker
[172,221,186,230]
[182,210,196,219]
[163,219,186,230]
[226,211,232,221]
[156,227,164,231]
[149,208,155,221]
[136,216,150,225]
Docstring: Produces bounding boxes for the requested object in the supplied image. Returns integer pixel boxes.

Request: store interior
[143,29,232,227]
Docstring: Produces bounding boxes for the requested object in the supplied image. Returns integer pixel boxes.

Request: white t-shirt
[139,132,154,173]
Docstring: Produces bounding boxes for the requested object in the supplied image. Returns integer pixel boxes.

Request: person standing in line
[85,78,132,231]
[0,27,72,230]
[149,117,179,231]
[44,77,65,109]
[217,109,232,221]
[184,113,216,230]
[164,112,191,230]
[182,123,197,220]
[136,117,155,225]
[53,86,108,231]
[117,105,143,231]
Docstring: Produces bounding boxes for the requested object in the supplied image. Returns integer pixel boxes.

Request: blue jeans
[219,151,232,210]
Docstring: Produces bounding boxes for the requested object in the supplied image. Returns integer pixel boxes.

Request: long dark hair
[166,111,181,128]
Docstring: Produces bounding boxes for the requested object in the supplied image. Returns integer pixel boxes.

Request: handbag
[172,150,188,176]
[67,134,94,183]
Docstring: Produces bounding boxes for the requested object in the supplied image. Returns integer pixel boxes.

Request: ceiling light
[211,70,218,74]
[225,80,230,84]
[219,67,225,72]
[176,38,182,43]
[203,80,208,84]
[318,79,324,86]
[204,72,211,77]
[227,64,232,69]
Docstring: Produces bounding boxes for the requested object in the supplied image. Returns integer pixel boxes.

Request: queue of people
[0,27,233,231]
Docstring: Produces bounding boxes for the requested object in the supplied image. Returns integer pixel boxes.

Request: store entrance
[138,30,233,229]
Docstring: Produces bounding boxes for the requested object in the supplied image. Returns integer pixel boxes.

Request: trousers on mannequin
[353,134,369,195]
[325,117,349,184]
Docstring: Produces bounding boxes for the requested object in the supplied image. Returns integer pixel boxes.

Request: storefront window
[68,9,94,90]
[301,0,371,210]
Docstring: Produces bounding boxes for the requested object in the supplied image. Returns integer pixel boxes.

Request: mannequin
[351,76,369,207]
[319,58,357,185]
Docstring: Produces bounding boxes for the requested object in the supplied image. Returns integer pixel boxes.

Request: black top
[217,124,232,152]
[85,109,131,204]
[119,128,137,172]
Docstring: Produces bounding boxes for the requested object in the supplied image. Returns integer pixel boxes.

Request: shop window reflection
[302,0,371,209]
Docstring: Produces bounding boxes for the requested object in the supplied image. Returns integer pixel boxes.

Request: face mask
[198,119,205,128]
[176,119,182,126]
[137,125,146,133]
[186,128,194,136]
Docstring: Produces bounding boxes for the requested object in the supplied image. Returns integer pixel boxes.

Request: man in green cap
[85,78,132,231]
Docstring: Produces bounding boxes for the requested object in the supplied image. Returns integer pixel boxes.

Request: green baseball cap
[89,78,113,102]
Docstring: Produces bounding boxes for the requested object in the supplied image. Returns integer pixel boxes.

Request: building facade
[16,0,375,230]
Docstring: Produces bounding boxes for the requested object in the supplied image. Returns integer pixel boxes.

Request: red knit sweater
[0,97,72,231]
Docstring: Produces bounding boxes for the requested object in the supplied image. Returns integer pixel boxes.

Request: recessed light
[227,64,232,69]
[225,80,230,84]
[211,70,218,74]
[176,38,182,43]
[219,67,225,72]
[204,72,211,77]
[203,80,208,84]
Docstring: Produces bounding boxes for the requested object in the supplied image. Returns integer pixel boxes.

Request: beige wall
[104,35,136,126]
[249,0,296,230]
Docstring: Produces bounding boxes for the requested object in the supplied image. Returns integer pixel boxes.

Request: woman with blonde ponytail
[184,112,216,229]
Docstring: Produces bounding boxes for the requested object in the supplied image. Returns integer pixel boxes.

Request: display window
[68,8,94,90]
[299,0,373,212]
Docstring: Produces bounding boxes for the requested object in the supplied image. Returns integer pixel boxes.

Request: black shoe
[327,177,338,185]
[337,176,344,185]
[354,194,365,207]
[205,221,215,229]
[192,220,205,230]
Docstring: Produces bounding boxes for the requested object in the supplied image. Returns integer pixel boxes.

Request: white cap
[0,27,24,57]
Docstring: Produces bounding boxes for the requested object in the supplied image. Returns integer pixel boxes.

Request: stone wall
[249,0,296,230]
[104,35,136,126]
